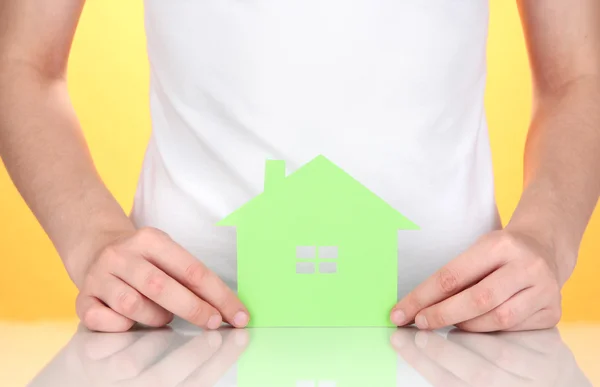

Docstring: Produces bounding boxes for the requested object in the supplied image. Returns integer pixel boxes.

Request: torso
[132,0,501,296]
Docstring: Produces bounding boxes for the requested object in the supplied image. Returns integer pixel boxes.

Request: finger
[447,330,554,381]
[178,328,250,387]
[494,327,563,354]
[117,331,224,387]
[82,330,139,360]
[504,307,562,332]
[92,274,173,328]
[390,329,469,387]
[111,256,224,330]
[130,228,249,327]
[99,329,176,382]
[410,330,526,387]
[391,235,508,326]
[415,264,531,330]
[76,293,135,332]
[456,286,548,332]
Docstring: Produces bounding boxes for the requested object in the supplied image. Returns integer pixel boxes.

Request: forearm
[0,64,135,286]
[507,76,600,284]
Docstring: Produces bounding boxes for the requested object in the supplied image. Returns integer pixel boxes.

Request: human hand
[61,325,249,386]
[391,229,564,332]
[390,327,592,387]
[74,227,249,332]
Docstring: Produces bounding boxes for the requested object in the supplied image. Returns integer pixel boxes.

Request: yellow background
[0,1,598,321]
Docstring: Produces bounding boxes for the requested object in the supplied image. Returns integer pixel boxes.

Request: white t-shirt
[131,0,501,297]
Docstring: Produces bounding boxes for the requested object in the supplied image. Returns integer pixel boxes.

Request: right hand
[74,227,249,332]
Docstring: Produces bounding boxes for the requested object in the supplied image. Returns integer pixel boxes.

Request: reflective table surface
[2,320,598,386]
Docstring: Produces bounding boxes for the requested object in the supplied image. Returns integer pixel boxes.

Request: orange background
[0,1,598,321]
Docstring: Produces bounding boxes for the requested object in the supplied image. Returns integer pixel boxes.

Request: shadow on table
[27,321,592,386]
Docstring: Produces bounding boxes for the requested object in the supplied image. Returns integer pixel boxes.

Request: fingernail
[206,331,222,349]
[391,309,406,325]
[234,329,250,347]
[415,315,429,330]
[207,314,222,330]
[233,311,249,327]
[415,331,429,348]
[391,332,408,349]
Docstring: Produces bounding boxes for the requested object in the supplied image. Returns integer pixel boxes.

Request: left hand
[390,229,565,332]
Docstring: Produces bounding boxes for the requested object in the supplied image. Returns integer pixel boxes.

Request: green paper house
[218,155,418,327]
[238,328,397,386]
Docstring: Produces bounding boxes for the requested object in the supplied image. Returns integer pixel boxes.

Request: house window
[296,246,316,259]
[295,246,338,274]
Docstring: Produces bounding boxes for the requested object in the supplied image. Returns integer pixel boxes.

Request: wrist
[506,184,580,286]
[63,216,136,289]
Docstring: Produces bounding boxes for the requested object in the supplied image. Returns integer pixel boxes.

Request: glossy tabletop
[2,319,599,386]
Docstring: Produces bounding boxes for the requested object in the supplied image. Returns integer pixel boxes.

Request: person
[0,0,598,333]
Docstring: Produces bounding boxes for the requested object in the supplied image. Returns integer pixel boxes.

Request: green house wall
[236,221,398,327]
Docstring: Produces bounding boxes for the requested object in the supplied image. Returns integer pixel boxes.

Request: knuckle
[146,311,173,328]
[184,262,209,286]
[494,306,516,329]
[548,306,562,326]
[100,245,125,268]
[472,287,495,311]
[544,282,562,302]
[186,302,208,324]
[212,293,235,312]
[455,321,475,332]
[494,232,518,251]
[117,291,142,316]
[136,227,169,246]
[157,312,175,327]
[431,311,447,327]
[486,232,519,259]
[405,293,424,312]
[525,257,547,276]
[436,268,460,295]
[82,308,100,330]
[143,270,167,297]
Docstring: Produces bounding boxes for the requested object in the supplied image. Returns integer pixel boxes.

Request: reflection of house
[219,155,418,327]
[237,328,397,386]
[296,382,337,387]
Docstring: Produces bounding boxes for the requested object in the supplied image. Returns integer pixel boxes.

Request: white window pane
[319,262,337,274]
[296,262,315,274]
[318,246,338,259]
[318,382,337,387]
[296,381,316,387]
[296,246,316,259]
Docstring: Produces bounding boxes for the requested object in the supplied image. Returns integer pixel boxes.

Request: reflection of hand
[391,327,592,387]
[75,227,250,332]
[392,230,563,332]
[55,325,249,386]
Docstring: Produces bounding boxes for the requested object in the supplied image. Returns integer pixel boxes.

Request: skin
[392,0,600,331]
[0,0,249,332]
[0,1,598,333]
